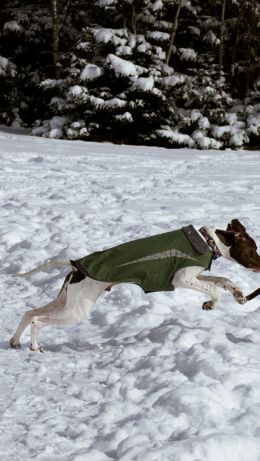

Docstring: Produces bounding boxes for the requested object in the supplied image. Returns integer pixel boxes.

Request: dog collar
[199,227,222,260]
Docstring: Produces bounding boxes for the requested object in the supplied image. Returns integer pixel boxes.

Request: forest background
[0,0,259,149]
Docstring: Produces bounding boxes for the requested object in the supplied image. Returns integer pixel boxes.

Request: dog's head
[216,219,260,272]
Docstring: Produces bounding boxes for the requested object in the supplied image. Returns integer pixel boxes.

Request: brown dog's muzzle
[230,245,260,271]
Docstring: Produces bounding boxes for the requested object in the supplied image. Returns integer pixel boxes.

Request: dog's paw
[9,337,21,349]
[29,344,44,352]
[202,300,216,311]
[234,290,247,304]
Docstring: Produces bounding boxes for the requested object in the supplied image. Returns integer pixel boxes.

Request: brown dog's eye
[234,232,248,243]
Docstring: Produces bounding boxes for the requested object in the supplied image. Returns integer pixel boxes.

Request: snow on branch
[0,56,9,76]
[39,79,65,89]
[4,21,23,33]
[178,48,197,61]
[106,54,138,78]
[80,64,103,81]
[147,31,170,42]
[0,56,16,77]
[94,28,127,47]
[132,76,155,92]
[160,74,186,88]
[157,128,194,147]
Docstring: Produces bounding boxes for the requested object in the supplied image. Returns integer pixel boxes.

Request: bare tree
[50,0,60,79]
[219,0,226,76]
[129,1,145,36]
[131,4,137,35]
[165,0,184,66]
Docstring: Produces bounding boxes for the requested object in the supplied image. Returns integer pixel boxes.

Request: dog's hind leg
[9,275,69,349]
[29,316,71,352]
[29,277,109,351]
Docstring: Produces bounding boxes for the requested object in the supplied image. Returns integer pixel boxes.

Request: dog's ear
[216,229,235,247]
[230,219,247,233]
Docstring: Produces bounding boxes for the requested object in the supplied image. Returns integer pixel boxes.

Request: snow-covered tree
[37,1,192,147]
[0,0,259,148]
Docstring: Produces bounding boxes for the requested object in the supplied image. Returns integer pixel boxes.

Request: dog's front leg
[181,277,221,310]
[197,275,247,305]
[173,267,221,310]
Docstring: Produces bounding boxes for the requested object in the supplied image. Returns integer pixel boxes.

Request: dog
[10,219,260,352]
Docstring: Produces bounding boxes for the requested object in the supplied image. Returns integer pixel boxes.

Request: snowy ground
[1,128,260,461]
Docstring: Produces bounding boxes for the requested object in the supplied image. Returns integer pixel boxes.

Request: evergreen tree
[37,0,192,147]
[0,0,259,148]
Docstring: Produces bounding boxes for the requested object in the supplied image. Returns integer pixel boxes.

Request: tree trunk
[50,0,60,79]
[131,4,137,35]
[219,0,226,76]
[165,0,184,66]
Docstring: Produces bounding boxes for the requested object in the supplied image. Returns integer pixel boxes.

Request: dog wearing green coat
[10,219,260,351]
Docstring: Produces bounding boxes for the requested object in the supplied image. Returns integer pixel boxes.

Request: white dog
[10,219,260,351]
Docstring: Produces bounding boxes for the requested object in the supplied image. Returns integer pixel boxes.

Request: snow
[114,112,133,122]
[230,129,248,148]
[192,130,222,149]
[225,113,237,126]
[87,95,104,108]
[106,54,138,78]
[0,56,9,76]
[157,129,194,147]
[147,31,170,42]
[96,0,116,7]
[70,85,84,97]
[161,74,186,88]
[212,125,231,139]
[103,98,126,109]
[137,43,151,53]
[116,46,133,56]
[133,76,154,92]
[203,31,220,45]
[95,29,127,47]
[80,64,103,81]
[40,79,64,89]
[198,116,210,130]
[4,20,22,33]
[151,0,163,11]
[50,97,66,112]
[1,127,260,460]
[95,28,114,44]
[179,48,197,61]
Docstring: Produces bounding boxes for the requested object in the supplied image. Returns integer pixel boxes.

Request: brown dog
[10,219,260,351]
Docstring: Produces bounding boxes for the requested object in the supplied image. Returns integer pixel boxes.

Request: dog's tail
[16,259,73,277]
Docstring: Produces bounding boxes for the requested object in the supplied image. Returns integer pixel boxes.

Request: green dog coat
[73,227,213,293]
